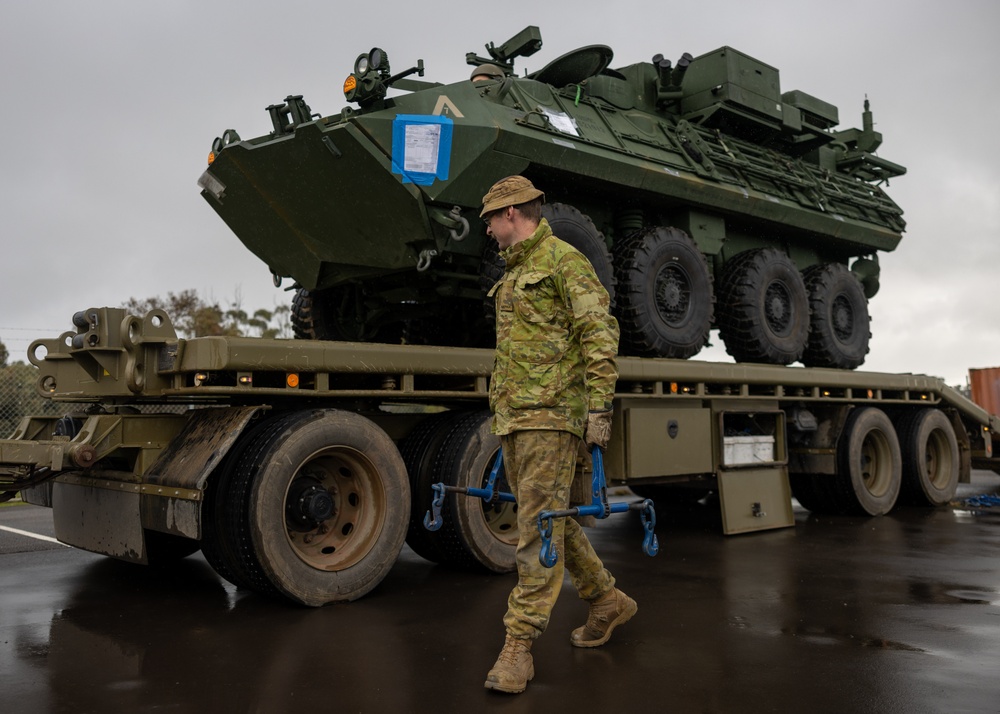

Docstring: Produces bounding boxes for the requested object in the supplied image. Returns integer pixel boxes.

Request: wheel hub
[286,476,336,532]
[654,264,691,326]
[831,294,854,340]
[764,282,792,335]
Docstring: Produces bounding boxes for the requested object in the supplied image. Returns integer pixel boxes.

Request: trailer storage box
[722,435,775,466]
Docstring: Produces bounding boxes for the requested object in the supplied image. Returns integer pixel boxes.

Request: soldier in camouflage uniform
[481,176,638,694]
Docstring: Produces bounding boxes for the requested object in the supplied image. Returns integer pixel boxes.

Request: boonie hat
[480,176,545,217]
[470,64,505,81]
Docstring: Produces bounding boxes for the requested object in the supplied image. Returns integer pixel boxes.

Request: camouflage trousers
[500,430,615,640]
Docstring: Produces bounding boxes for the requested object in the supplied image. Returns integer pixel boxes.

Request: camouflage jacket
[487,218,619,437]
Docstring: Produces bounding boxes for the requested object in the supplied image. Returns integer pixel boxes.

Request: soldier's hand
[584,409,613,452]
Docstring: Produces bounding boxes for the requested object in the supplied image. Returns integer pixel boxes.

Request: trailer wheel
[427,411,517,572]
[896,409,960,506]
[835,407,902,515]
[224,410,409,605]
[801,263,870,369]
[717,249,809,365]
[614,226,714,358]
[629,483,710,509]
[202,413,296,594]
[143,530,201,566]
[788,474,825,513]
[399,410,471,563]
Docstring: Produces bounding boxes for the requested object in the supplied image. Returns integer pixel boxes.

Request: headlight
[354,53,370,76]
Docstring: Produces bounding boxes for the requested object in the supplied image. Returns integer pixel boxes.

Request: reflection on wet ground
[2,473,999,713]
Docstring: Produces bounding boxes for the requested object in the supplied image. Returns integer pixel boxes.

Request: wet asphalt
[2,473,999,714]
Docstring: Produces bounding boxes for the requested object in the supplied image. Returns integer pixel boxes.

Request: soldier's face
[485,206,515,248]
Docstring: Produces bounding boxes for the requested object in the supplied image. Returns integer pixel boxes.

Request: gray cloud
[1,0,997,385]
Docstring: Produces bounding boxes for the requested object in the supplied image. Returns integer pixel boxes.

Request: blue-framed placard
[391,114,453,185]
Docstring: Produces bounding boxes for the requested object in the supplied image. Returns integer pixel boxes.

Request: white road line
[0,524,67,546]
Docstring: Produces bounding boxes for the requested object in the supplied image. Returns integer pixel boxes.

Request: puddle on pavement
[944,589,1000,605]
[780,625,926,652]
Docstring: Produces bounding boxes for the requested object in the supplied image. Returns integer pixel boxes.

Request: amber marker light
[344,74,357,98]
[670,382,678,394]
[207,151,216,165]
[286,373,300,388]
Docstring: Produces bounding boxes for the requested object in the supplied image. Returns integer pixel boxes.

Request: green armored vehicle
[199,26,905,369]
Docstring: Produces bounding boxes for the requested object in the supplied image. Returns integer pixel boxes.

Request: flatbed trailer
[3,307,998,605]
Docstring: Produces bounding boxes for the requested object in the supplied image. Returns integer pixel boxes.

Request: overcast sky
[1,0,997,386]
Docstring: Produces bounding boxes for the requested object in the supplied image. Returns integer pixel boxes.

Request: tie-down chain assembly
[423,446,659,567]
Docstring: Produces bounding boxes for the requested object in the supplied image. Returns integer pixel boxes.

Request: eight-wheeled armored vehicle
[199,26,905,369]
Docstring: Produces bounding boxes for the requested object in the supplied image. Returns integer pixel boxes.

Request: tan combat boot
[484,634,534,693]
[570,587,638,648]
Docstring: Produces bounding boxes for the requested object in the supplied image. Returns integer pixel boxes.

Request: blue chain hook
[535,446,660,567]
[423,483,447,531]
[424,450,513,532]
[639,499,659,556]
[538,515,557,567]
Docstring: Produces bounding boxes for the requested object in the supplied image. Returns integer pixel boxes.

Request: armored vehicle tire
[291,287,402,343]
[833,407,902,516]
[895,409,960,506]
[425,410,517,572]
[208,410,409,605]
[399,410,473,563]
[801,263,871,369]
[481,203,615,327]
[614,226,713,358]
[717,249,809,365]
[480,238,505,325]
[541,203,616,303]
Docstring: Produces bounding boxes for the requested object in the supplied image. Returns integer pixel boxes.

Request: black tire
[802,263,871,369]
[896,409,960,506]
[788,474,826,513]
[788,471,850,515]
[614,226,713,358]
[479,238,504,339]
[426,411,517,572]
[541,203,616,303]
[833,407,902,515]
[629,483,710,508]
[399,410,472,563]
[212,410,409,605]
[143,530,201,566]
[291,287,402,343]
[202,413,297,594]
[717,248,810,365]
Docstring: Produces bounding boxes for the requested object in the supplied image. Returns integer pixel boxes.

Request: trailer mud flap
[717,467,794,534]
[141,406,266,538]
[53,479,146,563]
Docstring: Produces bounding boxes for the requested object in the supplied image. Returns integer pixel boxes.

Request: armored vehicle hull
[200,27,905,368]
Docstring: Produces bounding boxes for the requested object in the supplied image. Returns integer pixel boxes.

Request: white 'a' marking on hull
[433,96,464,118]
